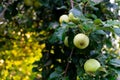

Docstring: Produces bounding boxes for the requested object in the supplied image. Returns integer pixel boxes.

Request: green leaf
[4,10,12,20]
[69,8,83,17]
[114,68,120,76]
[49,72,60,79]
[60,77,69,80]
[105,38,113,48]
[49,26,67,43]
[113,28,120,36]
[105,20,120,27]
[49,22,59,29]
[0,5,3,12]
[49,67,63,79]
[109,59,120,67]
[32,67,39,72]
[83,21,94,31]
[96,27,114,33]
[95,30,106,35]
[85,13,97,19]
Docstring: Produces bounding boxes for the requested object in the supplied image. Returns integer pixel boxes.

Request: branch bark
[64,48,74,76]
[0,0,11,21]
[70,0,74,8]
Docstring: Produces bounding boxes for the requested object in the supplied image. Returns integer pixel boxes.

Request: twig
[70,0,74,8]
[82,1,88,14]
[78,25,85,34]
[0,0,11,21]
[0,7,7,21]
[64,48,74,76]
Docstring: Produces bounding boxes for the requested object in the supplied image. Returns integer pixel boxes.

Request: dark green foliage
[32,0,120,80]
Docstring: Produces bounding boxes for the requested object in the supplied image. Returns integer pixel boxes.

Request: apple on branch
[64,36,69,47]
[73,33,89,49]
[24,0,33,6]
[59,15,69,24]
[68,12,79,24]
[84,59,101,73]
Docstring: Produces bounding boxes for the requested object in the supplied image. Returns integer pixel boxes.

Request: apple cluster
[24,0,41,8]
[59,13,89,49]
[59,12,79,24]
[59,13,101,73]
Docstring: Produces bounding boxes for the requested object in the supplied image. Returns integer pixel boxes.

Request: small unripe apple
[24,0,33,6]
[33,1,41,8]
[68,12,74,20]
[68,12,79,23]
[73,33,89,49]
[94,19,102,25]
[113,25,119,28]
[84,59,101,73]
[59,15,69,23]
[64,36,69,47]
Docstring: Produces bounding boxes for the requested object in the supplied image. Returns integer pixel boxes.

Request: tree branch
[70,0,74,8]
[64,48,74,76]
[0,0,11,21]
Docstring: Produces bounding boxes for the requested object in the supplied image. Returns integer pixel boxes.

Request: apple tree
[33,0,120,80]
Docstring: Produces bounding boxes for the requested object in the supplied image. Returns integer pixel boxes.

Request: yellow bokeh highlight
[56,59,62,63]
[0,31,46,80]
[50,64,54,69]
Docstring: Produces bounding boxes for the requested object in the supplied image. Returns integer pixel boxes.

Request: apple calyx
[73,33,89,49]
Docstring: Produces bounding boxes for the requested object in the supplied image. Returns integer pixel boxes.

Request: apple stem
[70,0,74,8]
[78,25,85,34]
[82,1,89,14]
[64,48,74,77]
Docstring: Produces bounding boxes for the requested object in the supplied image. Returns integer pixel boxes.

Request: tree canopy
[0,0,120,80]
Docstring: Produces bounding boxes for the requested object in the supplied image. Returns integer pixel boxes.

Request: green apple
[64,36,69,47]
[94,19,102,25]
[68,12,79,23]
[68,12,74,20]
[113,25,119,28]
[24,0,33,6]
[59,15,69,23]
[73,33,89,49]
[33,1,41,8]
[84,59,101,73]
